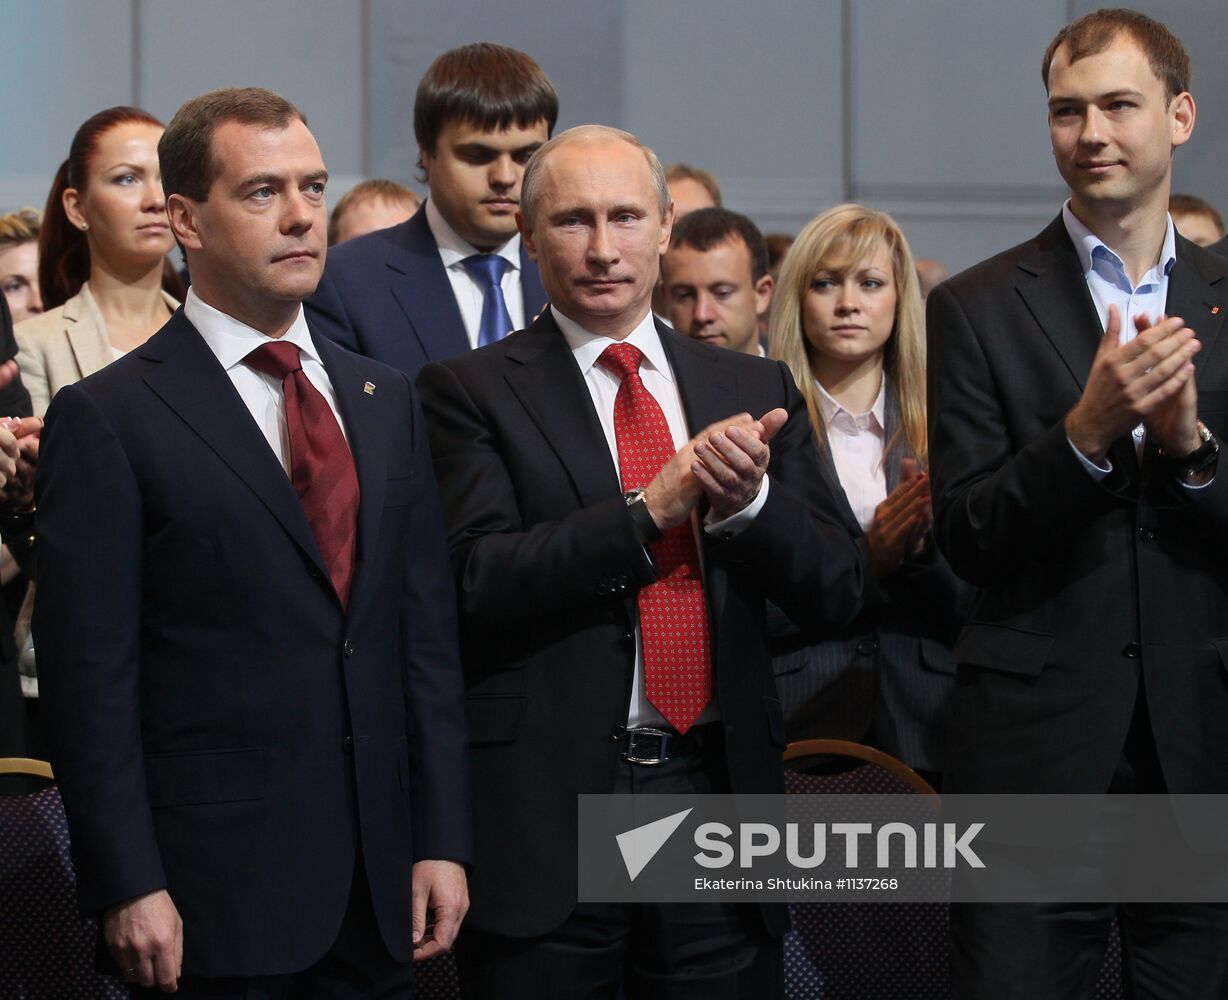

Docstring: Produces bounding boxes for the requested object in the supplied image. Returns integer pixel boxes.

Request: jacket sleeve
[415,359,656,636]
[33,383,167,914]
[926,281,1131,587]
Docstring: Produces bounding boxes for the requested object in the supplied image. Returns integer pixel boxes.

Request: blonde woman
[0,209,43,323]
[769,203,966,786]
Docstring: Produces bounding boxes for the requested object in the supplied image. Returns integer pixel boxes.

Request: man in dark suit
[659,207,774,357]
[306,43,554,377]
[927,10,1228,997]
[417,124,867,998]
[1210,232,1228,258]
[35,87,470,996]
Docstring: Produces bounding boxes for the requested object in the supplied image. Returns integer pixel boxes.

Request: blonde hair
[769,203,927,463]
[0,208,40,248]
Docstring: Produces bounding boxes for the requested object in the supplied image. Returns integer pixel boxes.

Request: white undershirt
[426,198,526,349]
[553,305,769,729]
[185,288,350,474]
[817,378,887,533]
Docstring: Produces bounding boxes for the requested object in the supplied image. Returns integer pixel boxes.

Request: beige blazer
[15,281,179,417]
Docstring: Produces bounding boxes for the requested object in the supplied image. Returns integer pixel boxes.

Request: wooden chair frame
[782,738,937,795]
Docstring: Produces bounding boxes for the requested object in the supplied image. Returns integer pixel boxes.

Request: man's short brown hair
[160,87,305,203]
[664,163,723,208]
[328,179,421,245]
[666,208,768,283]
[414,43,558,166]
[1041,8,1190,103]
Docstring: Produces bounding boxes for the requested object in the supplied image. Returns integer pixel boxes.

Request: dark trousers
[132,850,412,1000]
[455,724,784,1000]
[951,680,1228,999]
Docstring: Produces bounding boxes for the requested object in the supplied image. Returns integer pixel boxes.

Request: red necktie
[246,341,359,609]
[597,342,712,733]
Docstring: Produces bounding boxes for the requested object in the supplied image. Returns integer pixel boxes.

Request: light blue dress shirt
[1061,202,1176,479]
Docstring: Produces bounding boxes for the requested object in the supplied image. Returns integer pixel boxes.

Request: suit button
[1122,642,1140,659]
[343,736,353,755]
[343,640,356,657]
[610,725,626,742]
[623,630,633,641]
[308,564,323,579]
[1138,527,1154,543]
[856,638,879,656]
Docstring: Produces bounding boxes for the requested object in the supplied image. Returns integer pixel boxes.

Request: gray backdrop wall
[2,0,1225,275]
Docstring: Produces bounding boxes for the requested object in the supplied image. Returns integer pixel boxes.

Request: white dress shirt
[426,198,526,348]
[553,306,769,729]
[185,288,350,474]
[817,378,887,533]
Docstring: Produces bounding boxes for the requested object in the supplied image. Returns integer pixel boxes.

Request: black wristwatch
[1165,421,1218,481]
[623,488,662,544]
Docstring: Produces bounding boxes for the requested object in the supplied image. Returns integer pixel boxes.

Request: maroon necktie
[245,341,359,609]
[597,342,712,733]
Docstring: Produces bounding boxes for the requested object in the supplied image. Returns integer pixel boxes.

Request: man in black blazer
[417,124,867,998]
[927,11,1228,998]
[306,43,554,377]
[35,88,470,996]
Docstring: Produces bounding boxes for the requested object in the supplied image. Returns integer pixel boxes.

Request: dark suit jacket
[306,204,549,377]
[1210,233,1228,259]
[772,392,968,774]
[34,311,471,976]
[927,214,1228,795]
[416,310,868,939]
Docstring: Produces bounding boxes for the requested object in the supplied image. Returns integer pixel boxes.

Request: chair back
[781,740,947,999]
[0,758,128,999]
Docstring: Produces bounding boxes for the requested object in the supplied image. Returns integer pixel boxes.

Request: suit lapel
[385,208,470,361]
[65,287,114,381]
[1014,215,1104,394]
[503,310,622,505]
[657,323,734,437]
[141,312,331,584]
[314,332,385,611]
[1165,236,1228,384]
[813,431,862,536]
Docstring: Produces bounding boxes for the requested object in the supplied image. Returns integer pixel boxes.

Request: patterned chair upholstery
[780,740,1123,999]
[0,758,128,999]
[415,951,462,999]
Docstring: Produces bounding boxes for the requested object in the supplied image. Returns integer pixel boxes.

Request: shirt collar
[553,306,673,384]
[185,287,320,371]
[815,376,886,433]
[1061,200,1176,285]
[425,196,521,273]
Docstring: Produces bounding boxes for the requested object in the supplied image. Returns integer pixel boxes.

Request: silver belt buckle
[623,726,672,766]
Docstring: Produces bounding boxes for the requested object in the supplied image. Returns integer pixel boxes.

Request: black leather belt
[614,723,721,766]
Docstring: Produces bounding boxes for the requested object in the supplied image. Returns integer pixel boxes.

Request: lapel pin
[363,381,376,396]
[1212,306,1220,315]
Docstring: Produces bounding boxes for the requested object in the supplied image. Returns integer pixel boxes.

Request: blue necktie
[461,254,514,347]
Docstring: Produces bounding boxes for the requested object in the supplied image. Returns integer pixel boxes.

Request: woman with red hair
[17,106,184,415]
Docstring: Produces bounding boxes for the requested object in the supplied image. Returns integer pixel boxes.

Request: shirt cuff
[1068,436,1112,482]
[703,475,770,537]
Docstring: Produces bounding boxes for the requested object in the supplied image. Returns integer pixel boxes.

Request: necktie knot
[597,342,644,382]
[245,340,303,381]
[461,253,510,290]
